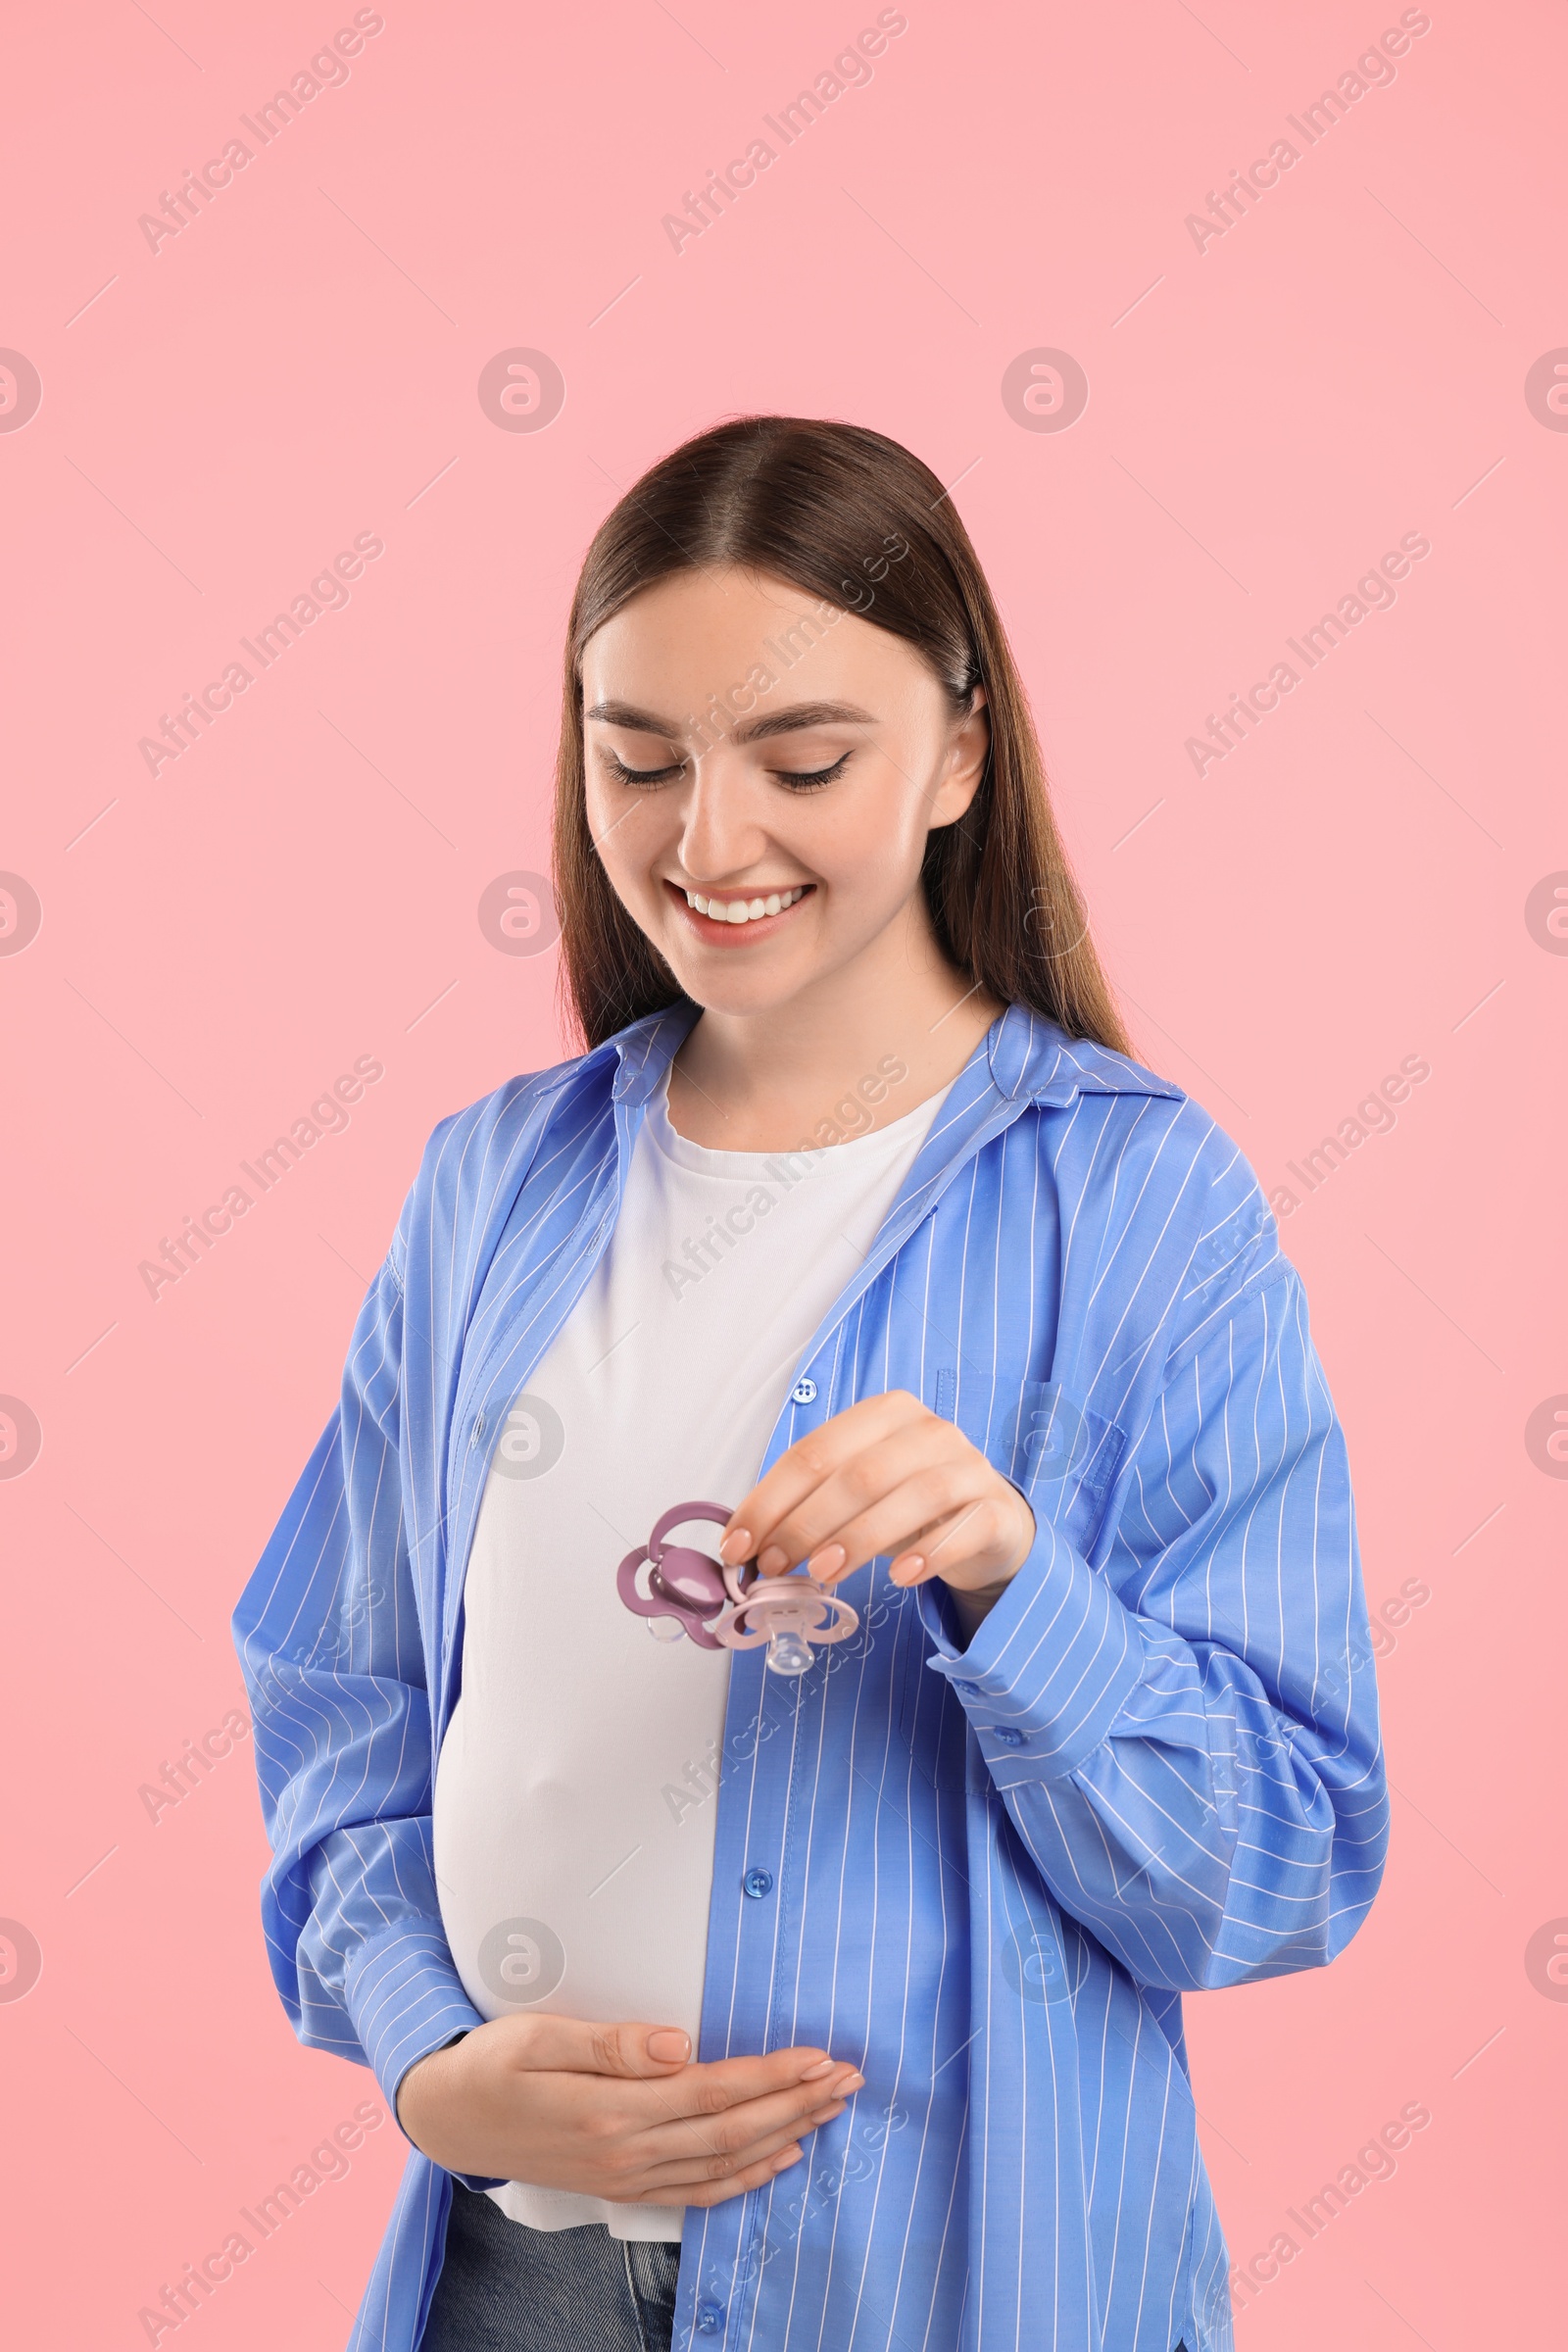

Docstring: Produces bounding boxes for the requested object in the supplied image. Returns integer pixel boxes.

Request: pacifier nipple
[764,1627,815,1678]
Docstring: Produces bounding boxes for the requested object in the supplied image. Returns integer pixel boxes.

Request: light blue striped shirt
[232,1000,1388,2352]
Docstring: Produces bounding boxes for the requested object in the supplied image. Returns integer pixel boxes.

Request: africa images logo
[0,350,43,433]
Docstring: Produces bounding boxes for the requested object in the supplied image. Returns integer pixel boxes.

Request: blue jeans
[419,2184,682,2352]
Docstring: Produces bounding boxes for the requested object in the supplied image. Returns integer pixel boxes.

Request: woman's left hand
[718,1391,1036,1607]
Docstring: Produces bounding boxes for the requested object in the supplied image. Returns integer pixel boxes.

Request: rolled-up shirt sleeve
[913,1263,1389,1992]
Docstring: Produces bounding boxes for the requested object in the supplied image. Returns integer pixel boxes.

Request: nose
[676,752,771,886]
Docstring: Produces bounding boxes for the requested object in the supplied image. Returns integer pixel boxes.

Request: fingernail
[646,2029,690,2061]
[807,1544,846,1580]
[801,2057,835,2080]
[889,1553,924,1585]
[718,1528,751,1563]
[759,1544,788,1575]
[840,2072,865,2091]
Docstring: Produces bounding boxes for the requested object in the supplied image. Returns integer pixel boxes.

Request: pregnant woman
[233,416,1388,2352]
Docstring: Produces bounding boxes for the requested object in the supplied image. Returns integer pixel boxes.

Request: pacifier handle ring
[721,1553,758,1608]
[617,1500,757,1648]
[647,1499,737,1558]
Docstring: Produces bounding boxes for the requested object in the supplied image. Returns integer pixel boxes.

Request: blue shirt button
[742,1867,773,1898]
[953,1680,979,1696]
[696,2305,724,2335]
[991,1726,1025,1748]
[791,1377,817,1404]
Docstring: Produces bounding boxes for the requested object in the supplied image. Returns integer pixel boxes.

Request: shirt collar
[986,1001,1182,1105]
[606,999,703,1103]
[603,996,1180,1112]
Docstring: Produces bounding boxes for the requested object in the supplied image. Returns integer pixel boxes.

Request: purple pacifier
[617,1500,858,1677]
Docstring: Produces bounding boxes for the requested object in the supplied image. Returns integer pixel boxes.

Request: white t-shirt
[431,1065,946,2238]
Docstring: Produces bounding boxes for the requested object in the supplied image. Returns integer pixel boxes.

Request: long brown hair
[552,416,1132,1057]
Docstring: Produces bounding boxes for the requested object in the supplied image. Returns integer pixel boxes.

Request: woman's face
[579,565,988,1017]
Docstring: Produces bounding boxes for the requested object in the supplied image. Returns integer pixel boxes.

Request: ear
[928,687,990,830]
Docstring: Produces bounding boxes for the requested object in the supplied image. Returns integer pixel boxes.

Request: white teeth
[684,885,806,925]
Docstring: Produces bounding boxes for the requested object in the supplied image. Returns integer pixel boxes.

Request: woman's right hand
[395,2014,865,2208]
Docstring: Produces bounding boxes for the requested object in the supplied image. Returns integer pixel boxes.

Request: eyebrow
[583,698,875,745]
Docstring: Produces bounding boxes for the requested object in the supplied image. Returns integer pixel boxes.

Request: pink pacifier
[616,1500,858,1677]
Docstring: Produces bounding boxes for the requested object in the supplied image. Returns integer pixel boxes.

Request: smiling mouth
[667,881,813,931]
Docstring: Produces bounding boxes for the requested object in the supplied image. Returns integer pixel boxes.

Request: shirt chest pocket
[895,1369,1128,1791]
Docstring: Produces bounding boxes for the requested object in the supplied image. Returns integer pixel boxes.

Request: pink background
[2,0,1563,2342]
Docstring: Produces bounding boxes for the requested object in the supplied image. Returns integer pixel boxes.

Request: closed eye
[600,748,852,791]
[771,752,851,792]
[603,752,686,787]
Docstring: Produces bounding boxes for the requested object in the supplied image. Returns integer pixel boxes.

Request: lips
[665,879,814,943]
[687,884,807,923]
